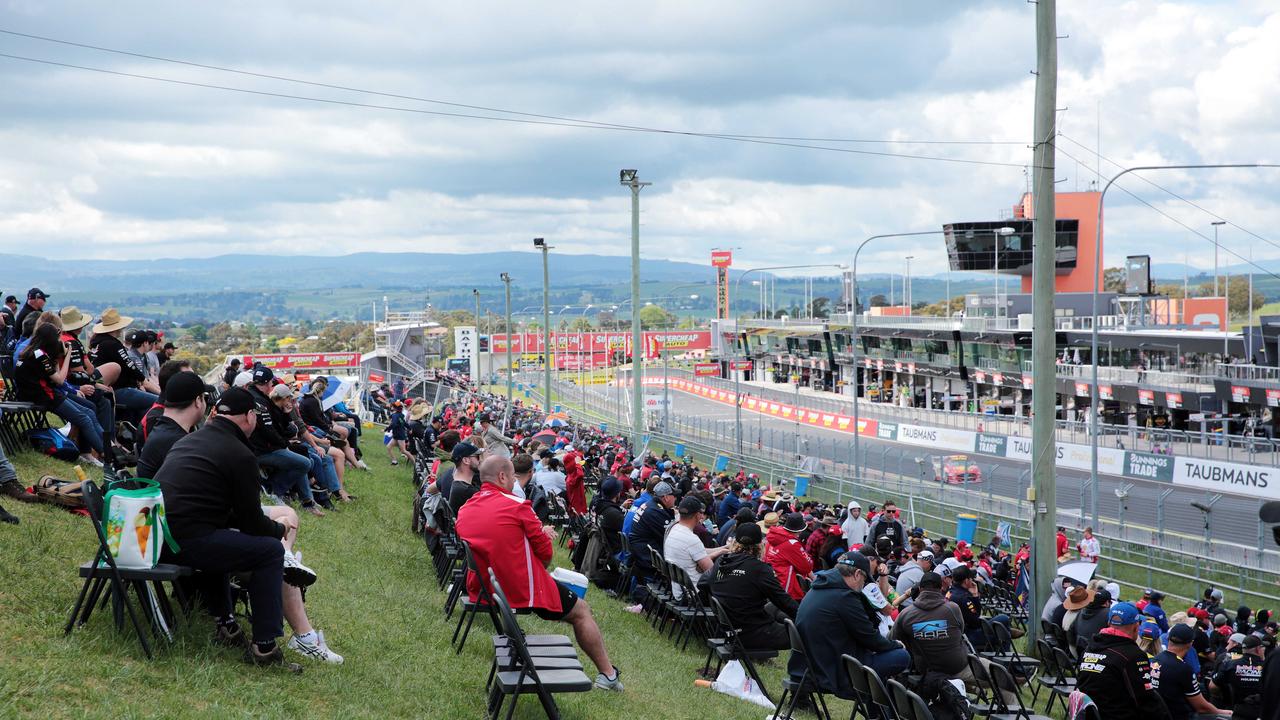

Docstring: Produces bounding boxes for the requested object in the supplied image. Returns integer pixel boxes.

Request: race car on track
[931,454,982,484]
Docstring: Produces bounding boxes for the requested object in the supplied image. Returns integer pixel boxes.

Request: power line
[1059,133,1280,258]
[0,27,1029,147]
[0,51,1038,169]
[1055,144,1280,284]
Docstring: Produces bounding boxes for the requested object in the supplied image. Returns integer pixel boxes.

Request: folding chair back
[840,654,875,720]
[888,678,936,720]
[987,660,1050,718]
[770,619,831,720]
[863,664,898,719]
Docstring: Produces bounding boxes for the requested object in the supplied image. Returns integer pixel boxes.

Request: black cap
[1167,624,1195,644]
[163,372,206,407]
[163,341,176,350]
[451,442,481,464]
[4,295,16,304]
[735,521,763,545]
[918,571,943,590]
[229,358,242,367]
[836,551,871,577]
[215,387,255,415]
[677,496,705,516]
[1242,634,1264,649]
[27,287,49,300]
[251,364,275,385]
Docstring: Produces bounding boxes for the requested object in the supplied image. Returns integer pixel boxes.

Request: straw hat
[760,512,780,528]
[92,307,133,334]
[58,306,92,333]
[409,403,431,421]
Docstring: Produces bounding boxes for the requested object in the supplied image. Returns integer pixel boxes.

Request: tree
[1197,275,1265,320]
[1103,267,1125,293]
[568,317,593,332]
[638,304,675,329]
[808,297,831,319]
[869,294,888,308]
[186,324,208,342]
[916,296,964,317]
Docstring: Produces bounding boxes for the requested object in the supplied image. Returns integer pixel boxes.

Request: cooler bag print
[102,479,178,569]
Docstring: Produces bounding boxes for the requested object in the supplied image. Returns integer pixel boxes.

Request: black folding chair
[863,664,898,720]
[839,654,875,720]
[985,661,1054,720]
[486,570,593,720]
[64,480,191,659]
[451,540,501,654]
[771,618,833,720]
[888,678,936,720]
[704,596,776,702]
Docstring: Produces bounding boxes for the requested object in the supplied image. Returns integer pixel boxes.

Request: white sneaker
[283,550,317,588]
[356,460,370,471]
[594,667,623,691]
[79,454,104,468]
[287,631,344,664]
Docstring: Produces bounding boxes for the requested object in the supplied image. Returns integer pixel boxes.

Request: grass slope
[0,448,836,720]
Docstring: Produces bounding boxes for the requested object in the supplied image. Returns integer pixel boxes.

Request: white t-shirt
[534,470,566,495]
[862,583,894,637]
[664,522,708,598]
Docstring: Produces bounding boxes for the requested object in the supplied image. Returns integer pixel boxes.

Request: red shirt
[455,482,562,613]
[765,526,813,601]
[1055,532,1069,557]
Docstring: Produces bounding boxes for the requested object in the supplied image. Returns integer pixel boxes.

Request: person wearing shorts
[456,455,623,691]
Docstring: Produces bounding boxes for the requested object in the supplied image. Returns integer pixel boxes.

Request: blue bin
[674,443,686,457]
[794,476,810,497]
[955,514,979,544]
[713,455,729,472]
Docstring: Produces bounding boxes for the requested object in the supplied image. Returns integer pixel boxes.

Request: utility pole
[534,238,552,411]
[620,170,651,450]
[473,288,481,383]
[1028,0,1059,651]
[1212,221,1225,296]
[500,272,513,408]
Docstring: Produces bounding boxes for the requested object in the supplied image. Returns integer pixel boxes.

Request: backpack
[915,672,974,720]
[28,427,80,461]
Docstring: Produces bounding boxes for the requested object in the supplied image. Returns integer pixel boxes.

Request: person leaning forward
[1075,601,1173,720]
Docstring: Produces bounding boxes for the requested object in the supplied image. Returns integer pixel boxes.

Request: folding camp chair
[888,678,937,720]
[770,618,832,720]
[703,596,776,702]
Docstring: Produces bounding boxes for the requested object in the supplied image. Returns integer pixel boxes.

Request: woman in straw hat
[88,307,158,424]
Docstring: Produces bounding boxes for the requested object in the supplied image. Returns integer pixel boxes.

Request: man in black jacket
[704,521,797,651]
[136,372,206,479]
[1076,602,1172,720]
[789,551,910,700]
[156,388,316,670]
[892,571,966,676]
[247,365,321,516]
[868,500,905,550]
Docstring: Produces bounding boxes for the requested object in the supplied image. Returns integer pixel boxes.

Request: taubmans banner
[241,353,360,369]
[643,376,1280,502]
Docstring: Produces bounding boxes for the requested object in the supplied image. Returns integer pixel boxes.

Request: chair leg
[452,603,471,647]
[81,577,108,627]
[65,576,95,635]
[770,687,790,720]
[815,692,832,720]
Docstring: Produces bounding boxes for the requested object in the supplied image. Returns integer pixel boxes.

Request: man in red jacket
[766,512,815,601]
[456,455,623,691]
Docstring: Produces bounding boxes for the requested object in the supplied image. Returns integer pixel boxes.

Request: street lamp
[620,169,651,450]
[473,288,481,382]
[499,273,513,413]
[534,237,553,411]
[1088,163,1276,530]
[1212,221,1226,297]
[904,256,914,316]
[850,231,944,478]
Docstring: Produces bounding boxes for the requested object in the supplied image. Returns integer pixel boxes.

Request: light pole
[904,256,914,315]
[732,264,847,458]
[620,169,651,450]
[1088,163,1275,531]
[500,272,513,409]
[534,237,553,411]
[473,289,481,383]
[850,232,944,477]
[1212,221,1226,297]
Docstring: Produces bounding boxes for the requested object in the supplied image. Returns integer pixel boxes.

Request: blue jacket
[788,569,898,699]
[1144,603,1169,633]
[717,493,741,525]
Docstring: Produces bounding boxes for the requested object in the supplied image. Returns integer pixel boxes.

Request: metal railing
[532,374,1280,612]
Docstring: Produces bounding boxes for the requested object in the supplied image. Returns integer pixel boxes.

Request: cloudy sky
[1,1,1278,276]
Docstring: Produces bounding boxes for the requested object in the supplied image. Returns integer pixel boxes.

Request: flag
[996,521,1012,548]
[1014,564,1030,610]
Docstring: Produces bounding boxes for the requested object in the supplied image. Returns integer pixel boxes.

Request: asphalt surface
[645,387,1267,550]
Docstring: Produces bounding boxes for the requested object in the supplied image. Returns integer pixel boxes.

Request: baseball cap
[936,562,953,579]
[1138,621,1162,639]
[1228,632,1246,646]
[233,370,254,387]
[1167,624,1195,644]
[736,521,763,546]
[268,383,293,400]
[1149,590,1165,601]
[251,364,275,385]
[451,442,480,464]
[1242,634,1264,649]
[163,372,206,407]
[917,550,935,564]
[677,496,705,516]
[1105,582,1121,602]
[652,481,674,498]
[835,551,871,577]
[3,294,15,303]
[215,387,255,415]
[27,287,49,300]
[1108,602,1141,626]
[1211,588,1224,601]
[918,571,943,590]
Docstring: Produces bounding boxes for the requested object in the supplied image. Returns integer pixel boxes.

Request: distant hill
[0,251,722,295]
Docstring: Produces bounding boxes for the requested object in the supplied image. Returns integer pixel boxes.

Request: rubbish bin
[674,443,686,458]
[955,514,979,544]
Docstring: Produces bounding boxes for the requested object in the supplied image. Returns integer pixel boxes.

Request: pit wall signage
[644,376,1280,502]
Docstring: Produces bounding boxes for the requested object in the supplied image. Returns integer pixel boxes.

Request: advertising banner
[1124,451,1174,482]
[896,423,976,453]
[694,362,720,376]
[975,433,1007,457]
[489,331,710,357]
[875,421,899,441]
[730,360,754,371]
[1138,389,1154,405]
[1268,389,1280,408]
[1231,385,1251,403]
[1166,391,1183,409]
[1173,456,1280,501]
[1182,297,1228,330]
[242,352,361,370]
[1074,382,1089,396]
[1099,385,1113,401]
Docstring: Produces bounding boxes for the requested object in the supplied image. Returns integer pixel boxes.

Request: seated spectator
[455,455,623,691]
[1145,590,1171,633]
[142,359,195,441]
[663,496,730,597]
[1150,623,1228,718]
[155,388,340,669]
[406,402,435,460]
[533,455,567,495]
[623,481,677,610]
[136,372,207,479]
[789,550,910,703]
[446,442,482,511]
[1210,634,1264,718]
[88,308,158,424]
[124,329,162,395]
[804,513,837,569]
[1071,588,1115,658]
[1076,601,1170,719]
[894,549,936,597]
[57,307,118,453]
[585,477,625,589]
[270,383,350,503]
[298,378,366,470]
[717,506,755,546]
[892,570,966,676]
[562,451,588,516]
[765,512,814,603]
[13,323,109,467]
[511,452,549,521]
[13,287,48,338]
[0,440,36,519]
[949,566,1021,650]
[703,521,797,651]
[246,365,323,517]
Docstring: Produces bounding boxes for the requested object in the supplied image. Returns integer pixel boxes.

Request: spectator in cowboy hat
[88,307,158,423]
[765,512,814,602]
